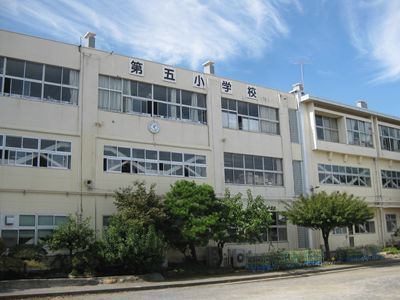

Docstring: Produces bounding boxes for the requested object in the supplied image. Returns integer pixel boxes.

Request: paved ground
[48,263,400,300]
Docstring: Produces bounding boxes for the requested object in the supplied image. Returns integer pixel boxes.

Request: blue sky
[1,0,399,117]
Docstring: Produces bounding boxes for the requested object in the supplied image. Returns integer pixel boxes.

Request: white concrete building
[0,30,399,258]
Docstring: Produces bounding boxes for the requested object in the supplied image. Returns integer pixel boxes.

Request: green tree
[284,191,374,260]
[113,181,166,229]
[163,180,220,261]
[101,215,167,273]
[46,214,95,258]
[212,189,273,266]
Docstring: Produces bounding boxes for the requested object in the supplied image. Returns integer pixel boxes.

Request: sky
[0,0,399,117]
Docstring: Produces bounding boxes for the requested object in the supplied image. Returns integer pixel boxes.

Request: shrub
[70,241,102,276]
[0,257,25,279]
[382,246,400,255]
[8,244,47,261]
[0,239,5,256]
[101,216,167,274]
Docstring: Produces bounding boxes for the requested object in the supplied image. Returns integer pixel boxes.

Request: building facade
[0,30,399,258]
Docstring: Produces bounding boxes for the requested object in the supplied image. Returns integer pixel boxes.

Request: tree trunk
[189,243,197,262]
[217,241,225,267]
[322,231,331,261]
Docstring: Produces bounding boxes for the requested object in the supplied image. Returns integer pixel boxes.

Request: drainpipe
[290,83,314,249]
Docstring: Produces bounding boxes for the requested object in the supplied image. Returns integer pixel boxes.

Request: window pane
[41,139,56,151]
[233,154,244,168]
[154,85,167,101]
[25,62,43,80]
[55,216,68,225]
[138,82,152,98]
[11,78,23,95]
[38,215,53,226]
[159,151,171,161]
[248,104,258,117]
[19,230,35,245]
[238,102,248,115]
[133,148,145,159]
[38,229,53,241]
[6,136,22,148]
[23,81,42,98]
[181,90,193,105]
[99,75,109,88]
[44,84,61,101]
[23,138,38,149]
[1,230,18,248]
[172,152,182,162]
[6,58,25,77]
[45,65,62,83]
[19,215,35,226]
[56,141,71,152]
[62,69,79,86]
[146,150,157,160]
[62,87,78,104]
[225,169,234,183]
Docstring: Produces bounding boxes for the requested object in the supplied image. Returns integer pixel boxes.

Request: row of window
[333,215,398,235]
[224,152,283,186]
[318,164,371,187]
[0,56,79,104]
[103,145,207,178]
[98,75,207,124]
[221,98,280,135]
[0,134,72,169]
[1,215,68,247]
[316,114,400,153]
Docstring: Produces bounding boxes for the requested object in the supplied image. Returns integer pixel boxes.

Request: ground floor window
[332,227,347,235]
[1,214,68,247]
[355,220,376,234]
[386,214,397,232]
[264,212,287,242]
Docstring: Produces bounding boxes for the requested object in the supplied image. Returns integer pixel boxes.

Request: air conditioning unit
[207,246,220,267]
[232,249,246,268]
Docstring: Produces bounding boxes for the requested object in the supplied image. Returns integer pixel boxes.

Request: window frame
[318,164,371,187]
[346,118,373,148]
[315,114,339,143]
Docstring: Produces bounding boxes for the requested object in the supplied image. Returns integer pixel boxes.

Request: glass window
[315,115,339,143]
[62,69,79,86]
[138,82,152,98]
[386,214,397,232]
[38,215,54,226]
[45,65,62,83]
[19,230,35,245]
[19,215,35,226]
[25,62,43,80]
[6,58,25,77]
[55,216,68,225]
[1,230,18,248]
[6,136,22,148]
[44,84,61,101]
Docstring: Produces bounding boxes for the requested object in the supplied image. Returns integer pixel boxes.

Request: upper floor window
[103,145,207,178]
[381,170,400,189]
[346,118,373,147]
[315,115,339,142]
[379,125,400,152]
[224,152,283,186]
[221,98,279,135]
[0,56,79,105]
[318,164,371,187]
[0,134,71,169]
[98,75,207,124]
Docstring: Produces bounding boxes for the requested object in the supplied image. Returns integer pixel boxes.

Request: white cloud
[344,0,400,83]
[0,0,299,69]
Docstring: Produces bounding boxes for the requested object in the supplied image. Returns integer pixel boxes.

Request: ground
[50,263,400,300]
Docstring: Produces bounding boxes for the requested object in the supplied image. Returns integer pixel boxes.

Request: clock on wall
[148,120,160,134]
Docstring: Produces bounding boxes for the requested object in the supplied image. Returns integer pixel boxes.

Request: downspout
[290,83,313,248]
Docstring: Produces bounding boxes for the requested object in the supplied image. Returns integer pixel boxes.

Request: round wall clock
[148,120,160,134]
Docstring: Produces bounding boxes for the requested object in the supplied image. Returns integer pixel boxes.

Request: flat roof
[302,94,400,126]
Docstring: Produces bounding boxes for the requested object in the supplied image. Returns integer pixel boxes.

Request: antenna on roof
[293,59,310,89]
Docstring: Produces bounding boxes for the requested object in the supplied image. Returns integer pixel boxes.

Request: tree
[212,189,274,266]
[284,191,374,260]
[163,180,220,261]
[113,181,166,229]
[46,214,95,258]
[101,215,167,273]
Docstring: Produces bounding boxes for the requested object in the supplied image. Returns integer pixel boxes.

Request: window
[264,212,287,242]
[318,164,371,187]
[1,214,68,247]
[380,125,400,153]
[332,227,347,235]
[0,134,71,169]
[315,115,339,142]
[224,152,283,186]
[98,75,206,124]
[0,56,79,104]
[355,221,375,234]
[221,98,279,135]
[346,118,373,147]
[103,145,207,178]
[381,170,400,189]
[386,214,397,232]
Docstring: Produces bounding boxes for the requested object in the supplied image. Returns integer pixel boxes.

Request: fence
[334,245,383,263]
[246,249,323,272]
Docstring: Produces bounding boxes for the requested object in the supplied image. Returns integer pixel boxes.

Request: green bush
[334,245,382,262]
[70,242,102,276]
[382,247,400,255]
[0,257,25,279]
[101,216,167,274]
[9,244,47,261]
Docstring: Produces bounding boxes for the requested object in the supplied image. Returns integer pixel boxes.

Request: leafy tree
[101,215,167,273]
[284,191,374,260]
[46,214,95,258]
[212,189,274,266]
[163,180,220,261]
[113,181,166,229]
